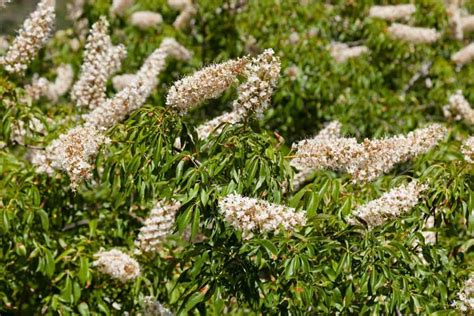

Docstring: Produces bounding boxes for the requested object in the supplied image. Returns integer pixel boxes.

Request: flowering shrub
[0,0,473,314]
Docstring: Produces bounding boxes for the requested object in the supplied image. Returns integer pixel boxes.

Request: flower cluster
[0,36,8,52]
[446,0,474,40]
[11,117,47,145]
[166,57,249,114]
[198,50,280,138]
[32,125,109,189]
[135,200,181,254]
[112,73,137,91]
[232,49,280,117]
[463,15,474,33]
[368,4,416,21]
[26,64,74,102]
[195,111,241,140]
[284,65,300,81]
[71,17,127,109]
[443,90,474,124]
[448,1,464,40]
[291,124,447,182]
[462,136,474,163]
[387,23,441,44]
[93,249,140,282]
[66,0,88,40]
[291,167,316,192]
[453,276,474,312]
[0,0,55,74]
[141,297,174,316]
[349,181,427,229]
[111,0,134,16]
[167,0,190,10]
[218,193,306,239]
[329,42,369,63]
[291,121,341,189]
[452,43,474,66]
[168,0,196,30]
[422,215,436,245]
[130,11,163,30]
[84,38,190,129]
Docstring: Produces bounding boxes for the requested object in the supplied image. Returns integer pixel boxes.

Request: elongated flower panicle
[462,16,474,33]
[453,276,474,312]
[329,42,369,63]
[290,120,358,177]
[315,120,342,139]
[112,73,137,91]
[388,23,441,44]
[111,0,134,16]
[443,90,474,124]
[447,2,463,40]
[83,83,143,129]
[168,0,196,30]
[218,194,306,239]
[291,121,342,189]
[84,38,190,129]
[232,49,280,117]
[368,4,416,21]
[291,124,447,182]
[168,0,191,10]
[462,136,474,163]
[67,0,88,40]
[135,200,181,254]
[49,64,74,98]
[93,249,140,282]
[32,125,109,189]
[174,5,196,30]
[160,37,193,61]
[349,181,427,229]
[11,117,47,145]
[196,111,241,139]
[130,11,163,29]
[0,0,55,74]
[351,124,447,182]
[167,58,248,114]
[26,64,74,102]
[142,297,174,316]
[194,49,280,139]
[291,135,362,173]
[452,43,474,66]
[26,78,47,100]
[71,17,127,109]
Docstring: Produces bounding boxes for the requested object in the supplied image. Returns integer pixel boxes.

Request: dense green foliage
[0,0,473,314]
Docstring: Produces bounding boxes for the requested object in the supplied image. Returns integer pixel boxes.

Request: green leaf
[44,248,55,278]
[344,284,353,308]
[180,292,205,314]
[78,302,90,316]
[200,189,209,206]
[1,209,10,233]
[78,257,89,287]
[191,207,200,240]
[60,276,73,303]
[259,239,278,258]
[36,209,49,231]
